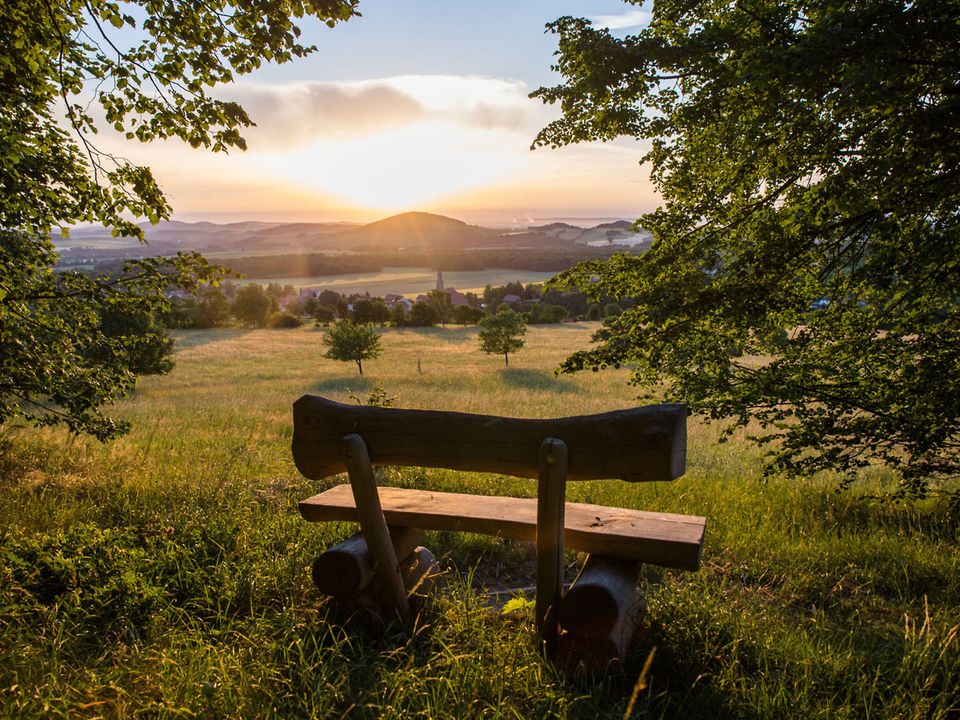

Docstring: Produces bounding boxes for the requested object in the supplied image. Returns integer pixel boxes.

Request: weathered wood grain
[310,526,425,601]
[558,555,641,637]
[536,438,568,657]
[300,484,705,570]
[342,434,409,621]
[336,547,440,626]
[399,546,438,600]
[292,395,687,483]
[557,556,643,672]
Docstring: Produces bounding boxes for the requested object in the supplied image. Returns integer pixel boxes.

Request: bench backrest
[292,395,687,483]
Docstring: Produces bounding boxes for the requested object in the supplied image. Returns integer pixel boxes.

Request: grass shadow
[498,368,579,394]
[310,376,372,395]
[391,326,478,344]
[781,486,960,549]
[628,624,766,720]
[173,328,254,351]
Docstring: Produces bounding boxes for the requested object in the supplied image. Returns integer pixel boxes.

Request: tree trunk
[357,359,363,375]
[504,352,509,366]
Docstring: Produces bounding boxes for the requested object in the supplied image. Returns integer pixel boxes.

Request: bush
[390,304,409,326]
[410,302,440,327]
[604,303,622,319]
[453,305,486,325]
[524,303,567,324]
[268,311,303,328]
[314,305,337,326]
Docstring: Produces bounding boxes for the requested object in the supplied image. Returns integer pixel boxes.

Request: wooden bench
[293,394,705,664]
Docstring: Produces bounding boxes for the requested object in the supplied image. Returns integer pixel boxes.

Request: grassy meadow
[1,323,958,719]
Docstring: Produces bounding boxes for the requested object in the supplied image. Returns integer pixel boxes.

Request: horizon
[65,209,641,237]
[166,212,639,228]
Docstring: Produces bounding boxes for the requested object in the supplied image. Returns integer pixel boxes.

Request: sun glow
[255,120,526,210]
[92,74,658,220]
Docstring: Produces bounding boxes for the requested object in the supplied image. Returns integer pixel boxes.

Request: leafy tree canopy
[453,304,486,325]
[534,0,960,495]
[426,289,454,326]
[322,320,382,376]
[232,284,274,328]
[352,297,390,326]
[314,304,337,326]
[479,309,526,366]
[410,302,440,327]
[1,0,359,438]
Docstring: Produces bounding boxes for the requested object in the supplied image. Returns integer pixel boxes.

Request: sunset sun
[263,121,526,211]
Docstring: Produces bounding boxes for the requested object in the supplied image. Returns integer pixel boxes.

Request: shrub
[268,311,303,328]
[313,305,337,326]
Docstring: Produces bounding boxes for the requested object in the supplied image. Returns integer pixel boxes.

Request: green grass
[1,324,958,719]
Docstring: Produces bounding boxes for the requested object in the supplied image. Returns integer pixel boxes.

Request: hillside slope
[340,211,500,250]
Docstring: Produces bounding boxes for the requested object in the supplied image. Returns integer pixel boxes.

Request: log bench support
[558,555,643,671]
[293,395,705,666]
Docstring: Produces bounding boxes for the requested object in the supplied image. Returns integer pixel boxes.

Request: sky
[99,1,657,226]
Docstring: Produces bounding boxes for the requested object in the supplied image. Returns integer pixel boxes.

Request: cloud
[590,9,652,30]
[385,75,539,130]
[228,82,426,149]
[223,75,547,150]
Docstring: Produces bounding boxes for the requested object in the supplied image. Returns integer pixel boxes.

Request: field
[232,267,558,297]
[1,324,958,719]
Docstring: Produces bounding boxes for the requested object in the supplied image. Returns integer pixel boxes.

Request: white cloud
[395,75,546,131]
[223,75,547,151]
[590,9,652,30]
[225,82,424,149]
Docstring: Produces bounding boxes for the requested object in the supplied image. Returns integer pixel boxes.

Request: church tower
[436,271,444,291]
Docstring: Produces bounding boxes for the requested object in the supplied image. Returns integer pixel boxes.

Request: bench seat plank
[300,484,705,571]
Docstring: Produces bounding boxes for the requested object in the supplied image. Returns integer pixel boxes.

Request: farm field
[233,267,558,298]
[1,324,958,719]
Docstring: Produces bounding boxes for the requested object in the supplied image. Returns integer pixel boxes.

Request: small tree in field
[322,320,382,376]
[232,284,274,328]
[426,289,454,327]
[479,309,526,366]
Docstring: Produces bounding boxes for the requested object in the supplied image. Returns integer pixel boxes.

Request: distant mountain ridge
[56,211,650,263]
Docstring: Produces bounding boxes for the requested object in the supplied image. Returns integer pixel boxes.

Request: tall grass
[1,324,957,718]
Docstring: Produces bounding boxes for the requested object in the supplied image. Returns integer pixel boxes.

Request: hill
[340,211,501,251]
[527,222,585,242]
[574,220,654,248]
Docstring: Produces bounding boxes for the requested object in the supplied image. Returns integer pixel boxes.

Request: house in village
[384,293,414,311]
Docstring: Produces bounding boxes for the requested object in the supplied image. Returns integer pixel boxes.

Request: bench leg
[342,433,410,623]
[557,555,642,671]
[536,437,568,658]
[311,526,425,601]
